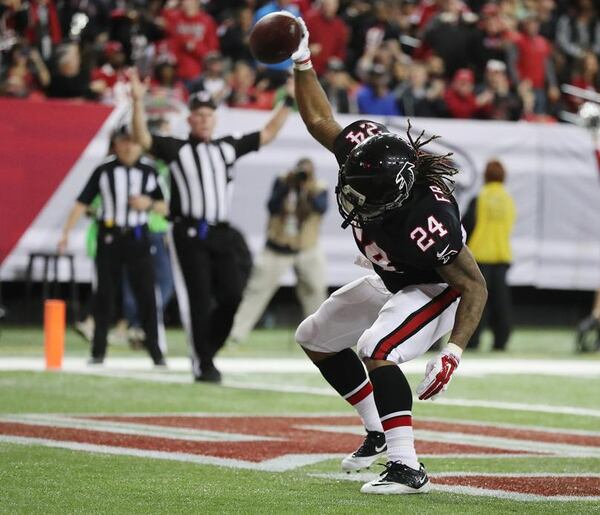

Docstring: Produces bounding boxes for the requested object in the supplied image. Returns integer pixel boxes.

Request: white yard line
[2,356,600,377]
[0,435,340,472]
[299,424,600,457]
[0,414,279,442]
[3,357,600,418]
[309,473,600,502]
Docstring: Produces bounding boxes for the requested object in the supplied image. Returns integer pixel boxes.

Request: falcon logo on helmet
[336,133,417,229]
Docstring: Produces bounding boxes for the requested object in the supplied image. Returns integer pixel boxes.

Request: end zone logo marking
[1,414,599,500]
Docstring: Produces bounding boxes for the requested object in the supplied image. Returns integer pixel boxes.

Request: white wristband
[293,58,313,71]
[445,342,463,359]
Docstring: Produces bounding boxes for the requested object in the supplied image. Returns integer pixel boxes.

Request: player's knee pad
[295,315,317,347]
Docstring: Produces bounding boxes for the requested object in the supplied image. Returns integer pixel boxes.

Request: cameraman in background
[229,158,328,343]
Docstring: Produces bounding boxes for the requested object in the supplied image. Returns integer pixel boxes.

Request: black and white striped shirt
[150,132,261,223]
[77,156,163,228]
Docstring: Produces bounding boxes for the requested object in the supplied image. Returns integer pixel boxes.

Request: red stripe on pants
[372,288,459,360]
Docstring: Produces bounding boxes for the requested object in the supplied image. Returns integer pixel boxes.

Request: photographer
[229,158,328,343]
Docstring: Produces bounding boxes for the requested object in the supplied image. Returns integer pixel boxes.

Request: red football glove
[416,344,462,401]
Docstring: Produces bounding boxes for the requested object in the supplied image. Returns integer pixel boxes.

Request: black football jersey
[352,182,464,293]
[331,120,463,293]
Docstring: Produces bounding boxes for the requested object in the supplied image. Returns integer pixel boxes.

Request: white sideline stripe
[419,416,600,438]
[0,414,279,443]
[10,411,599,438]
[2,356,600,377]
[299,425,600,457]
[310,473,600,502]
[0,435,339,472]
[4,358,600,418]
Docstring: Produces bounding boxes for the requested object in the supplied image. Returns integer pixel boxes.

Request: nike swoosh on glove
[291,17,311,64]
[416,347,461,401]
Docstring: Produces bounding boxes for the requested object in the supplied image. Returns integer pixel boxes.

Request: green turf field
[1,325,599,513]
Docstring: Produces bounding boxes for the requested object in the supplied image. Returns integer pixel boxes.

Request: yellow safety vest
[468,182,516,264]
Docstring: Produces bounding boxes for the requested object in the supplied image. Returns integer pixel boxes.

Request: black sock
[315,349,383,431]
[369,365,418,468]
[315,349,369,400]
[368,365,413,424]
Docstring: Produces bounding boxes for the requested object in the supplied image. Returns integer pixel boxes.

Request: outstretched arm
[130,69,152,151]
[292,18,343,151]
[260,99,292,146]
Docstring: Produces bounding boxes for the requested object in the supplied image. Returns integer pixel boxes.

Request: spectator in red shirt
[91,41,130,103]
[162,0,219,82]
[509,15,558,114]
[0,43,49,98]
[26,0,61,61]
[305,0,349,76]
[566,51,600,111]
[227,60,275,110]
[444,67,493,119]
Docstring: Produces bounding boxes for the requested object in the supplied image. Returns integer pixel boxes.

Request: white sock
[380,411,419,470]
[343,379,384,433]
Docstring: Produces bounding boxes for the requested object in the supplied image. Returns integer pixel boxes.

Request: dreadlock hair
[406,119,459,195]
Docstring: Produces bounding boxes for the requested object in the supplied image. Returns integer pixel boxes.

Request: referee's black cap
[110,124,133,141]
[188,91,216,111]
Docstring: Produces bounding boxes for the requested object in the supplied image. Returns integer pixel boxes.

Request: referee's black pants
[467,263,512,351]
[170,221,244,377]
[92,226,164,364]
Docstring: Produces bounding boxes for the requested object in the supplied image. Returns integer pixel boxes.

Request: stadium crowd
[0,0,598,122]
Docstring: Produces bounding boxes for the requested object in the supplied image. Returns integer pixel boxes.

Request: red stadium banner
[0,99,113,265]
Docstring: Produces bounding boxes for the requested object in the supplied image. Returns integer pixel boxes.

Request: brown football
[249,12,302,64]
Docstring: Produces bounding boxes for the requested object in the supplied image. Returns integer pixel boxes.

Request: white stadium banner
[2,108,600,291]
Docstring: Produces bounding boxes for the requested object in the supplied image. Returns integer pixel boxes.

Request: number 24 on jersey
[410,216,448,252]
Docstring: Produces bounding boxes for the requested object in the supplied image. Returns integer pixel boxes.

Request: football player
[289,18,488,495]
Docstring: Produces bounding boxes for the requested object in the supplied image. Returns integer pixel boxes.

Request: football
[249,12,302,64]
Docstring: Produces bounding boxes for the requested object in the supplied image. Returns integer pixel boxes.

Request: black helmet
[336,133,417,228]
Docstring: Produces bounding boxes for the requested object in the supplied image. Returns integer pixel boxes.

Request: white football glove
[291,17,311,66]
[416,343,462,401]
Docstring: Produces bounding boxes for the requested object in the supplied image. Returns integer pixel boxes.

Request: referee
[59,125,167,366]
[131,69,293,382]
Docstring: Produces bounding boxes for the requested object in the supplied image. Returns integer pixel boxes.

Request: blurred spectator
[320,57,357,113]
[444,68,492,118]
[187,52,230,105]
[304,0,348,76]
[471,3,513,78]
[356,63,400,115]
[227,60,274,109]
[422,0,476,78]
[91,41,129,104]
[509,14,558,113]
[478,59,522,120]
[567,51,600,110]
[147,55,188,106]
[46,42,101,99]
[25,0,62,61]
[218,5,254,62]
[0,43,49,97]
[519,79,557,122]
[229,158,328,344]
[464,159,516,351]
[162,0,219,82]
[396,62,448,117]
[556,0,600,61]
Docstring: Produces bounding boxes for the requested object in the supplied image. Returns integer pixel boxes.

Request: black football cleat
[341,430,387,472]
[360,461,430,495]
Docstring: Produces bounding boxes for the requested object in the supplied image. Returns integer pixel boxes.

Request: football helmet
[336,133,417,228]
